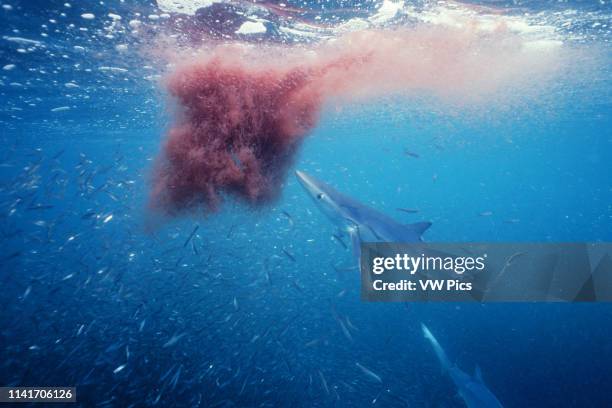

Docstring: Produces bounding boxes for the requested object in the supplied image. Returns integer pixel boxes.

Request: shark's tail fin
[421,324,451,371]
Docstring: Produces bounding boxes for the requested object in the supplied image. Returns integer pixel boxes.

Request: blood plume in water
[150,51,354,215]
[150,28,563,216]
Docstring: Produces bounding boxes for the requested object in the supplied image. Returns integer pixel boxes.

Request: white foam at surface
[236,21,267,35]
[369,0,404,24]
[156,0,216,15]
[403,1,560,42]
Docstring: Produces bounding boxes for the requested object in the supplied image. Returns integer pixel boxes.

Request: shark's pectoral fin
[406,222,432,239]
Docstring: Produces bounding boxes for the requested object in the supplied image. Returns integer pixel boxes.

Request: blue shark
[422,324,504,408]
[295,170,431,258]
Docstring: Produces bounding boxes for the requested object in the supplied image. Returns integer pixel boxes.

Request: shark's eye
[317,193,325,200]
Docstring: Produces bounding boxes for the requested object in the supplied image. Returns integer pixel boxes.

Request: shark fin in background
[407,222,432,237]
[421,323,451,371]
[422,325,505,407]
[475,365,484,383]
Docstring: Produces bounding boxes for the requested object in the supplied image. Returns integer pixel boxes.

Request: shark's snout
[295,170,324,202]
[295,170,312,190]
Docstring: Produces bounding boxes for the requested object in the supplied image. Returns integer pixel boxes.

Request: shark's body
[422,324,504,408]
[295,171,431,257]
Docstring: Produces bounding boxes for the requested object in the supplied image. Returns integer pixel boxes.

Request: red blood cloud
[150,28,562,216]
[150,53,329,214]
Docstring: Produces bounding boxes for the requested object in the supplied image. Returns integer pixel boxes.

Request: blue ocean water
[1,0,611,407]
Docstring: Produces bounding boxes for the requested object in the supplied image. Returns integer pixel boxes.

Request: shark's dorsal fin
[407,221,432,237]
[474,365,484,383]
